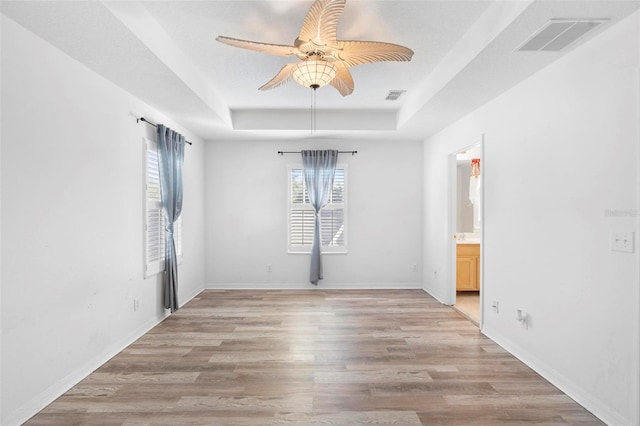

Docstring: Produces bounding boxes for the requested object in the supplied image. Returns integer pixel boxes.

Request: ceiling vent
[517,19,608,52]
[385,90,406,101]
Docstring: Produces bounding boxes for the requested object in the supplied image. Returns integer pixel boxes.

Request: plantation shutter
[290,210,315,246]
[144,138,182,277]
[323,168,345,247]
[288,166,347,252]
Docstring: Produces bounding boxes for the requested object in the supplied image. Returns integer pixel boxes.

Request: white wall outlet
[492,301,499,313]
[517,309,529,329]
[133,299,139,312]
[434,270,438,279]
[611,232,634,253]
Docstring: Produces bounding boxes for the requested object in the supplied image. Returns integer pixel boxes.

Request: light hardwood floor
[454,291,480,325]
[25,290,602,425]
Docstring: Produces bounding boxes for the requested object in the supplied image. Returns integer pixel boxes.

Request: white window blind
[145,138,182,278]
[288,165,347,253]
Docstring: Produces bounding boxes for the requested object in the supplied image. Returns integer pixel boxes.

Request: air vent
[518,19,608,52]
[385,90,406,101]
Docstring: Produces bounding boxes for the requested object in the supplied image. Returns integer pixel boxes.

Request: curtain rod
[277,150,357,156]
[137,117,193,145]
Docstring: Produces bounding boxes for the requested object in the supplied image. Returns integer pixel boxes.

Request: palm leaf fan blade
[297,0,345,48]
[215,36,295,57]
[259,63,297,91]
[329,62,354,96]
[335,40,414,67]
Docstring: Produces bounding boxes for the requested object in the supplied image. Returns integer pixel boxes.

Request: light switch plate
[611,232,634,253]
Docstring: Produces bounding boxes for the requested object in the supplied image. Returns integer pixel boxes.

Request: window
[288,165,347,253]
[144,138,182,278]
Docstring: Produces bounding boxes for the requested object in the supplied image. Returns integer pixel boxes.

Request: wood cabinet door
[456,256,478,291]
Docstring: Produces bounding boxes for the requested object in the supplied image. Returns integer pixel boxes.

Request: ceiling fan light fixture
[292,60,337,90]
[216,0,414,96]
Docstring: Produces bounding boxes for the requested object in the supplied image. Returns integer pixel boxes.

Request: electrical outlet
[133,299,139,312]
[492,301,499,313]
[611,232,634,253]
[434,270,438,279]
[517,309,529,329]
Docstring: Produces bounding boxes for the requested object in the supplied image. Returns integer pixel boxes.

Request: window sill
[287,250,348,255]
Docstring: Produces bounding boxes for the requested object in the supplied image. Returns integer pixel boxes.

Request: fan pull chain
[310,88,317,135]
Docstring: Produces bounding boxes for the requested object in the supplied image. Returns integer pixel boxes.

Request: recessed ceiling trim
[232,109,397,131]
[517,18,609,52]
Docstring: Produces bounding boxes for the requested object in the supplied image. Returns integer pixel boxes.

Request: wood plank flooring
[454,291,480,325]
[25,290,603,425]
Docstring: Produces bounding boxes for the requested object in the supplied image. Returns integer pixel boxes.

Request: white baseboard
[205,282,423,290]
[482,324,632,426]
[179,285,206,309]
[422,283,448,305]
[4,287,203,426]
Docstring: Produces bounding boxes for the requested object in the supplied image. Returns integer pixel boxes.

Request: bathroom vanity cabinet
[456,243,480,291]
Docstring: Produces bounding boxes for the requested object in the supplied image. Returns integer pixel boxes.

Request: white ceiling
[2,0,639,142]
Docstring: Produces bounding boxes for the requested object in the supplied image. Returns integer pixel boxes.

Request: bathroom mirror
[456,145,481,236]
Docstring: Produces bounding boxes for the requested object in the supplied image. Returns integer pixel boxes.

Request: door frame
[447,135,485,328]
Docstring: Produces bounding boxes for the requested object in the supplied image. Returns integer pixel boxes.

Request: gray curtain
[157,124,185,313]
[302,150,338,285]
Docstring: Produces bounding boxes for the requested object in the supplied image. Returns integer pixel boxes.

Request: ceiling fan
[216,0,414,96]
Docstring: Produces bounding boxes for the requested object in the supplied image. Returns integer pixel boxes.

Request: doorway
[448,140,483,327]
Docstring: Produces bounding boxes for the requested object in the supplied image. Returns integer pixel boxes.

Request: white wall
[423,11,640,425]
[205,139,423,288]
[0,16,206,425]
